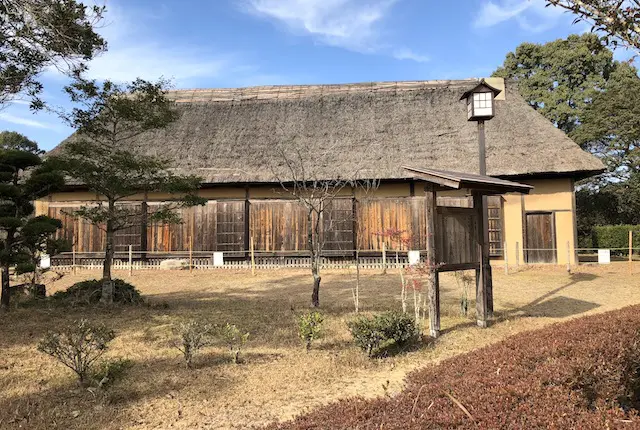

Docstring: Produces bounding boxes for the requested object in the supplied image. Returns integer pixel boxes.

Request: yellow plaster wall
[491,178,577,267]
[522,178,574,212]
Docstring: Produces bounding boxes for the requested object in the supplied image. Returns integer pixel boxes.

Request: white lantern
[460,79,502,122]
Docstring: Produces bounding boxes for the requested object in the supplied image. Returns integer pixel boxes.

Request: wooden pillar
[474,192,490,328]
[140,195,148,261]
[477,121,494,317]
[425,185,440,338]
[244,187,250,260]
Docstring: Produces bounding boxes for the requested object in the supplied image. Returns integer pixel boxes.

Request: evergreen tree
[0,131,64,308]
[493,33,615,136]
[1,0,106,107]
[51,77,205,304]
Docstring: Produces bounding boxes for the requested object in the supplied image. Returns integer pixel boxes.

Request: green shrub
[37,319,116,386]
[220,323,249,364]
[592,225,640,254]
[92,358,133,388]
[347,311,418,357]
[298,311,324,351]
[51,279,142,305]
[173,320,216,368]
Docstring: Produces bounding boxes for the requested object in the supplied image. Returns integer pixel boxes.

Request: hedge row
[269,306,640,429]
[592,225,640,250]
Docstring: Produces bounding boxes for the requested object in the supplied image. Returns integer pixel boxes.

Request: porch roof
[403,166,534,195]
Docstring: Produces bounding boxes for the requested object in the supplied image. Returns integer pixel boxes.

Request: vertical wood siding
[435,207,478,265]
[48,204,105,253]
[48,197,479,265]
[356,197,428,251]
[249,200,309,252]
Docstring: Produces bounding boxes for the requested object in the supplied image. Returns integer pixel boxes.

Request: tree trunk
[308,210,322,307]
[1,264,10,309]
[311,270,321,308]
[101,201,115,305]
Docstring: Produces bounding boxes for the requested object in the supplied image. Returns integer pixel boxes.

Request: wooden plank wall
[48,204,105,253]
[435,207,478,265]
[48,196,479,264]
[250,200,308,252]
[356,198,427,251]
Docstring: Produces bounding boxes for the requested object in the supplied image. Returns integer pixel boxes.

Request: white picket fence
[51,255,412,272]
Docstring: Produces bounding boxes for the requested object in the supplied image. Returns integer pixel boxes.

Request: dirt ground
[1,263,639,429]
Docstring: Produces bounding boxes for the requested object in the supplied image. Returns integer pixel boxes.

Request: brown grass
[1,263,639,429]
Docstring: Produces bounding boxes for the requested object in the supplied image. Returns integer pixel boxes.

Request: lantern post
[460,79,502,326]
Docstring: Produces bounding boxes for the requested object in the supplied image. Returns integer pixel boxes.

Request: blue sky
[0,0,630,150]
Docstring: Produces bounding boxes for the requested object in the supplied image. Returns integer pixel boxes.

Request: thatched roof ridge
[55,79,604,184]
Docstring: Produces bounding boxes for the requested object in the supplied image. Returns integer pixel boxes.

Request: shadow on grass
[497,272,600,320]
[0,352,238,430]
[442,272,601,334]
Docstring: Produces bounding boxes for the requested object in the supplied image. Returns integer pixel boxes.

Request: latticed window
[487,196,504,257]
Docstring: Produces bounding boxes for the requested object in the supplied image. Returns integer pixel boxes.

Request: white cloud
[243,0,397,51]
[392,48,429,63]
[86,45,229,84]
[474,0,566,32]
[45,4,233,86]
[241,0,427,62]
[0,113,59,130]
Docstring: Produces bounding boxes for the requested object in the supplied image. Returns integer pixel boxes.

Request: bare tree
[270,143,375,308]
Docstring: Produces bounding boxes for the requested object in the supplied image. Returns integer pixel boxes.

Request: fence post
[189,236,193,274]
[72,246,77,275]
[128,244,133,277]
[515,242,520,270]
[250,236,256,276]
[504,241,508,275]
[566,241,571,273]
[630,230,634,273]
[382,242,387,274]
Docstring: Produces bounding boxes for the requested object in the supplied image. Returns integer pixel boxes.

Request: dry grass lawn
[1,263,640,429]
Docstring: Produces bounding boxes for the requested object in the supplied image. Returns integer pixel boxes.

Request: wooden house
[39,78,604,267]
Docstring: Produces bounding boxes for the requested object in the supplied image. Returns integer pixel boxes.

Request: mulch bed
[269,306,640,429]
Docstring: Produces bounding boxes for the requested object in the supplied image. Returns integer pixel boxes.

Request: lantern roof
[459,79,503,101]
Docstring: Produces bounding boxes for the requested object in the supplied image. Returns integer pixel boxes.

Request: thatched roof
[55,79,604,184]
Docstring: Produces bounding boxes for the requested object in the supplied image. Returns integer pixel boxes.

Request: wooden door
[525,212,556,264]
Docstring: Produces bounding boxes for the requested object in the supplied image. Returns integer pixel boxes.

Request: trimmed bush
[270,306,640,429]
[347,311,418,357]
[298,311,324,351]
[37,319,116,386]
[51,279,142,305]
[92,358,133,388]
[221,323,249,364]
[173,320,216,368]
[592,225,640,254]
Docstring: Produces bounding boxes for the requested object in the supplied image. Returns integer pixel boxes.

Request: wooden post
[128,244,133,277]
[382,242,387,274]
[140,194,148,261]
[189,235,193,274]
[566,241,571,273]
[190,221,194,274]
[504,241,508,275]
[250,236,256,276]
[630,230,634,273]
[72,246,77,275]
[425,185,440,338]
[515,241,520,270]
[474,192,489,328]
